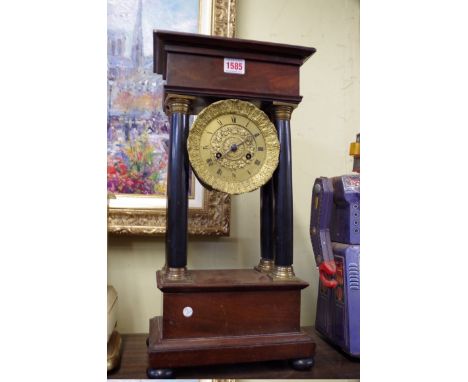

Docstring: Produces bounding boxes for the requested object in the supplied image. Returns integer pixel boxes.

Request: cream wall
[107,0,360,334]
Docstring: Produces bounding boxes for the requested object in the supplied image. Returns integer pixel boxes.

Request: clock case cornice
[154,30,316,112]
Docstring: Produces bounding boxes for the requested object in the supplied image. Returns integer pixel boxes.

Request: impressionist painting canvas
[107,0,199,198]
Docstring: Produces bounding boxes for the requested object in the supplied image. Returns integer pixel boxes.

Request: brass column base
[254,258,275,273]
[269,265,297,281]
[163,266,190,281]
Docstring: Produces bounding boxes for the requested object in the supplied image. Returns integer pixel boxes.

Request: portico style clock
[188,99,280,194]
[147,30,316,379]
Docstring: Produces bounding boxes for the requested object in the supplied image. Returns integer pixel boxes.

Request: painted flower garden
[107,119,169,196]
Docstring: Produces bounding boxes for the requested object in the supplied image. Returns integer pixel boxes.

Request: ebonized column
[271,103,296,279]
[164,95,193,280]
[255,179,275,273]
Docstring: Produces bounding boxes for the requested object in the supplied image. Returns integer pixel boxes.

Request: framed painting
[107,0,236,236]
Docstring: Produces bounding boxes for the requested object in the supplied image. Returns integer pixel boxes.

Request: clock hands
[218,136,253,158]
[236,136,252,149]
[221,145,238,157]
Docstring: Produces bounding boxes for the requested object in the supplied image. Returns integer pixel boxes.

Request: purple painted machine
[310,135,360,357]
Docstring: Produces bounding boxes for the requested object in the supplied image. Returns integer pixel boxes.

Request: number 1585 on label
[224,58,245,74]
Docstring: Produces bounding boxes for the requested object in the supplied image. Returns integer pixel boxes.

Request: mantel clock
[146,30,316,378]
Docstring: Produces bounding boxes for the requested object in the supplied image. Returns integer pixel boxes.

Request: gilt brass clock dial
[188,99,280,195]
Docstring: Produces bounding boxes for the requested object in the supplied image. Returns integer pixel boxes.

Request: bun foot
[147,367,174,379]
[291,357,315,370]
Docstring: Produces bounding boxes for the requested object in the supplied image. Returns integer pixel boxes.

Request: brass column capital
[165,94,195,115]
[272,101,298,121]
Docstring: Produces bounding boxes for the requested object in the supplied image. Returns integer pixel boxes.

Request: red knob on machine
[319,261,338,288]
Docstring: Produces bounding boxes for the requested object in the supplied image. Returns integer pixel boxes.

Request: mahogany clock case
[147,30,317,377]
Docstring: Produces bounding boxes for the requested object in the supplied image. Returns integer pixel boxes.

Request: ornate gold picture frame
[107,0,236,236]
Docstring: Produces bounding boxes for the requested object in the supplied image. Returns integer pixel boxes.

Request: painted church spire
[131,0,144,68]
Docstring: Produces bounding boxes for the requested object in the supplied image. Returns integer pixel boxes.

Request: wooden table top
[108,326,360,379]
